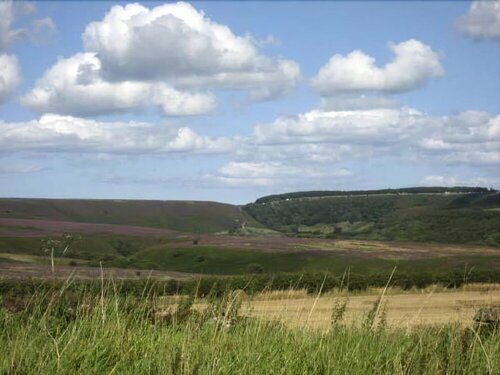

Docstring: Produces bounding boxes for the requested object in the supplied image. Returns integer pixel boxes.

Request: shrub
[246,263,264,274]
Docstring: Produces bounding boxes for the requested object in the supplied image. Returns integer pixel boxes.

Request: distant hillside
[254,187,493,204]
[0,198,260,234]
[244,188,500,246]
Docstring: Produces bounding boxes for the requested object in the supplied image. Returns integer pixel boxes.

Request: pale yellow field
[237,288,500,330]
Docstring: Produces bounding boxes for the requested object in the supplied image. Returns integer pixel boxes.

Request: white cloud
[250,106,499,169]
[0,1,57,50]
[0,1,27,52]
[0,2,23,104]
[418,138,453,151]
[212,104,498,189]
[320,94,398,111]
[442,151,500,166]
[82,2,299,98]
[253,107,425,145]
[422,175,460,186]
[234,143,364,165]
[456,1,500,41]
[30,17,58,45]
[153,86,216,116]
[0,54,21,103]
[23,2,299,117]
[310,39,443,96]
[0,164,42,174]
[211,161,351,187]
[0,1,58,106]
[22,53,215,116]
[422,175,498,187]
[0,114,234,154]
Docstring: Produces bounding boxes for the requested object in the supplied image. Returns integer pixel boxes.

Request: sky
[0,1,499,204]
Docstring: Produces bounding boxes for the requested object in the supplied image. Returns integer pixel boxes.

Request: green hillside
[244,189,500,246]
[0,198,260,234]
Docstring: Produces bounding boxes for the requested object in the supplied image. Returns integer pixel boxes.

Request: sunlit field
[235,286,500,329]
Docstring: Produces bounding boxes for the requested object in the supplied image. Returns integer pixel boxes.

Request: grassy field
[0,284,498,374]
[122,244,500,275]
[1,237,499,278]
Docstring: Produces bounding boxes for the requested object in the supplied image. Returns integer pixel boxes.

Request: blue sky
[0,1,499,204]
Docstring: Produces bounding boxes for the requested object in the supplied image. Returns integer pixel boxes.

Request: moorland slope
[244,187,500,246]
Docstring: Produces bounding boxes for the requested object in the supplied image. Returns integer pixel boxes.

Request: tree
[40,234,76,274]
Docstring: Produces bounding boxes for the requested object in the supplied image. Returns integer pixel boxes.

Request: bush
[246,263,264,274]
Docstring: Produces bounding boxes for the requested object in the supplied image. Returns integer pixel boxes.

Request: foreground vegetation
[0,284,498,374]
[2,265,500,297]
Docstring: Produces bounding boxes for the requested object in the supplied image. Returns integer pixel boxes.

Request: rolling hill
[0,198,261,234]
[244,188,500,246]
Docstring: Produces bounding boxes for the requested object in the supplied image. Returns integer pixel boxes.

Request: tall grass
[0,284,498,374]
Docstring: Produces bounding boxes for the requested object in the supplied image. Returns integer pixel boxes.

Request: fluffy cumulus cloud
[0,54,21,103]
[310,39,443,96]
[417,111,500,166]
[253,107,426,145]
[456,1,500,41]
[250,107,500,168]
[22,53,215,117]
[2,107,498,190]
[0,114,233,154]
[23,2,300,117]
[198,105,498,189]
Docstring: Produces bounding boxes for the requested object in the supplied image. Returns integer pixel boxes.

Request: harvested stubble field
[151,285,500,330]
[237,288,500,329]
